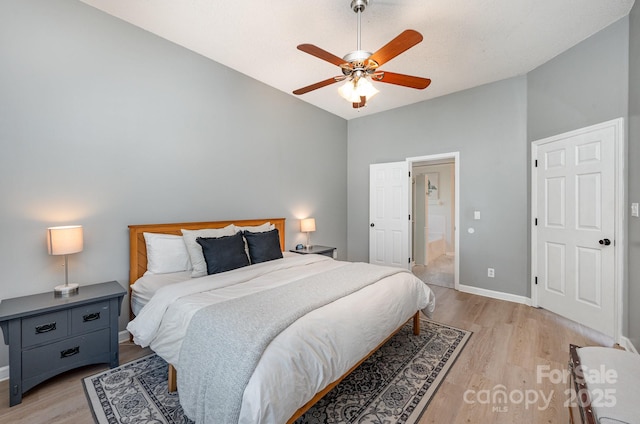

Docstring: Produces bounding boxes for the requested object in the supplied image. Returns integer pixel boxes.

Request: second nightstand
[290,245,336,258]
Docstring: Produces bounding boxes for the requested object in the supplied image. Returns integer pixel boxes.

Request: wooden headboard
[128,218,286,286]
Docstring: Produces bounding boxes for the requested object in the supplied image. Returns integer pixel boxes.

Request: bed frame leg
[413,311,420,335]
[168,364,177,392]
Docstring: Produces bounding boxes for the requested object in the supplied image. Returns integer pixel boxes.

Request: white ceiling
[79,0,634,120]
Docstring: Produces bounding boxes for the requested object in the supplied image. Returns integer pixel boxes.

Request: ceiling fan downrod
[351,0,368,51]
[343,0,373,69]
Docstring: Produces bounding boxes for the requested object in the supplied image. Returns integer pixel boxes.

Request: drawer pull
[60,346,80,358]
[83,312,100,322]
[35,322,56,334]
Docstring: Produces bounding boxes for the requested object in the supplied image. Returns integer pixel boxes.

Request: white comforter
[127,254,435,423]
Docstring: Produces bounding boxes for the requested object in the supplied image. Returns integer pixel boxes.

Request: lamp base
[54,283,79,297]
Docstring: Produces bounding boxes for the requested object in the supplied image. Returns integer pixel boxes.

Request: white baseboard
[458,283,532,306]
[0,365,7,382]
[119,330,131,343]
[619,336,639,354]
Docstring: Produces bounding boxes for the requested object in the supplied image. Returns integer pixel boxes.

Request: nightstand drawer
[21,311,69,348]
[22,328,110,380]
[71,301,110,335]
[0,281,126,406]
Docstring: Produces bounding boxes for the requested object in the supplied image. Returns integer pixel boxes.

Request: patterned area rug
[83,319,470,424]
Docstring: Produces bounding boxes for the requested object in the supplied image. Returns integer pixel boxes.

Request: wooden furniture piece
[289,245,336,258]
[568,344,640,424]
[0,281,125,406]
[128,218,287,392]
[129,218,286,289]
[568,344,596,424]
[127,218,421,423]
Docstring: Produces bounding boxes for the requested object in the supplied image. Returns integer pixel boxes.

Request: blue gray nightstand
[0,280,126,406]
[290,245,336,258]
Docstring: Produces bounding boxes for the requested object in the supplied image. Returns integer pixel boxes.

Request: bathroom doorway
[409,154,458,289]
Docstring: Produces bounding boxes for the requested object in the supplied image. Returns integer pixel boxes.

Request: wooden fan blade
[372,71,431,89]
[353,96,366,109]
[293,77,341,95]
[297,44,347,67]
[369,30,423,67]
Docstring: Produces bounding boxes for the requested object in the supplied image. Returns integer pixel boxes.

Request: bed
[126,218,435,423]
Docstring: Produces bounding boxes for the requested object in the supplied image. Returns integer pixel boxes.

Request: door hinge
[408,171,411,177]
[535,159,538,167]
[535,218,538,226]
[535,276,538,285]
[408,214,411,220]
[408,257,411,264]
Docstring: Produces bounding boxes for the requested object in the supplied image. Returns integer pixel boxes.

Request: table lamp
[300,218,316,249]
[47,225,83,296]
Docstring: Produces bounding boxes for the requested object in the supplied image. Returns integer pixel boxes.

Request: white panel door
[369,162,409,268]
[534,122,617,337]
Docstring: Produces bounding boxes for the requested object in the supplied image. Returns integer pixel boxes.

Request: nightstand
[290,245,336,258]
[0,280,126,406]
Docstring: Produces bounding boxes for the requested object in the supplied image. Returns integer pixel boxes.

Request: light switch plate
[474,211,481,220]
[632,203,639,217]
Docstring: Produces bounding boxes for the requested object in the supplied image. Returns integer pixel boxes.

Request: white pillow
[181,225,237,277]
[143,232,192,274]
[233,222,275,233]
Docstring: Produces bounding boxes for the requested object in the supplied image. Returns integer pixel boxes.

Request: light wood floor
[0,285,612,424]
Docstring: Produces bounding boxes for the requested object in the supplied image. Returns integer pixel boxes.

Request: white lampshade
[338,77,379,103]
[300,218,316,233]
[47,225,83,256]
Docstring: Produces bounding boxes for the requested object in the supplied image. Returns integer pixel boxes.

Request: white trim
[119,330,131,343]
[406,152,460,290]
[531,118,625,343]
[618,336,639,354]
[458,283,532,306]
[614,118,626,347]
[0,365,7,382]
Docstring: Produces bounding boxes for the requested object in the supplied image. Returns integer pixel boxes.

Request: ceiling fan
[292,0,431,109]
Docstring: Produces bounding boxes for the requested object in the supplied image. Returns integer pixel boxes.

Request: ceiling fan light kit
[338,76,379,103]
[293,0,431,109]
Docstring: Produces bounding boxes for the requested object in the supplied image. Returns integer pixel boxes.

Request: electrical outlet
[488,268,495,278]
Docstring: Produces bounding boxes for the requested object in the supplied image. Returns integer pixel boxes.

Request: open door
[369,162,410,268]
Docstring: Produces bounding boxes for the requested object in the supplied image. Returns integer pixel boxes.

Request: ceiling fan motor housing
[351,0,368,13]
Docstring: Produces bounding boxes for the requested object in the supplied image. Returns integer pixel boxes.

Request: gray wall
[527,18,630,141]
[347,76,529,296]
[346,16,632,308]
[628,2,640,350]
[0,0,347,369]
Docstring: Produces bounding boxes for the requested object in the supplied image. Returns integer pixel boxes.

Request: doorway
[531,118,624,339]
[408,153,459,290]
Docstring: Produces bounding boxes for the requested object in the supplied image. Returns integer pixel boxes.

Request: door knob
[370,223,375,227]
[599,238,611,246]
